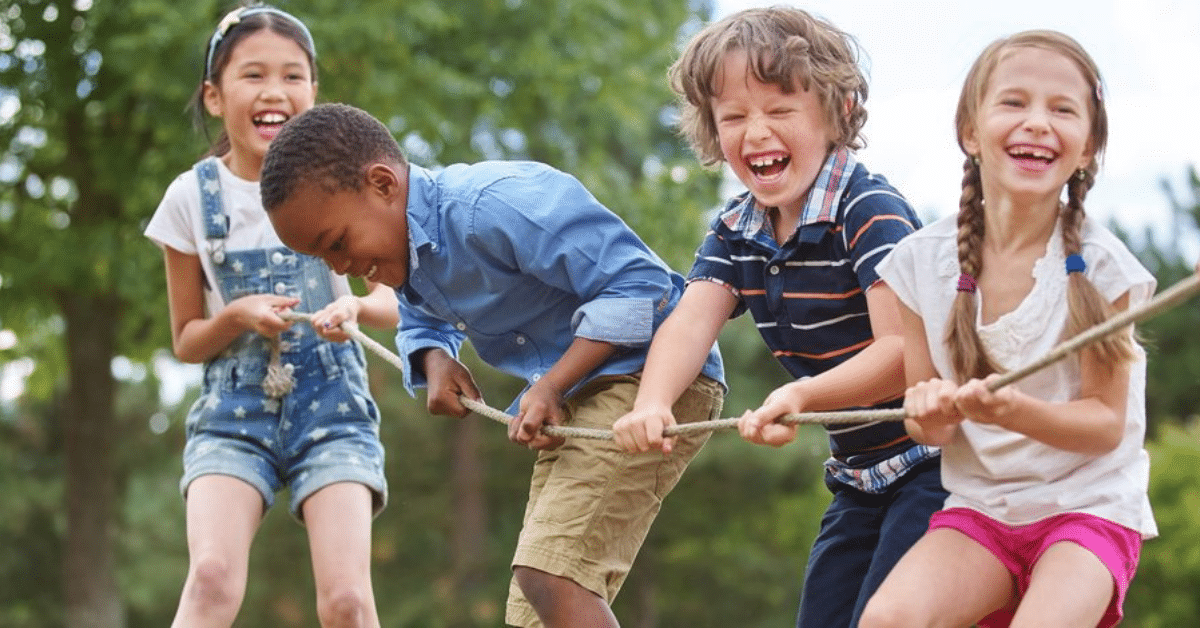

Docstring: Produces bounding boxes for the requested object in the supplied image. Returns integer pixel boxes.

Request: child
[143,5,397,627]
[611,7,946,628]
[258,102,725,628]
[860,30,1157,628]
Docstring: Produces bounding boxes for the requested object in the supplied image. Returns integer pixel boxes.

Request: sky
[712,0,1200,254]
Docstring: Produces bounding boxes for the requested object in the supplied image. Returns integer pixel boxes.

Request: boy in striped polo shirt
[612,7,946,628]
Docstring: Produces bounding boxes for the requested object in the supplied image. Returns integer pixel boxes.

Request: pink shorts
[928,507,1141,628]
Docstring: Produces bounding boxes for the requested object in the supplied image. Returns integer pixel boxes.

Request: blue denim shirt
[395,161,724,412]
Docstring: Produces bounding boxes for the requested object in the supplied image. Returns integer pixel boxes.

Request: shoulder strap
[193,157,229,264]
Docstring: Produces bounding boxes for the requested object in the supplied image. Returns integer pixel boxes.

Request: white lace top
[878,214,1157,537]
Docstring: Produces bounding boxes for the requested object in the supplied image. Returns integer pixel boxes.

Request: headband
[204,5,316,81]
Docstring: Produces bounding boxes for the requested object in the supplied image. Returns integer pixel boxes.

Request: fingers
[904,379,961,424]
[612,408,678,454]
[954,376,1012,424]
[508,409,565,450]
[309,296,360,341]
[426,357,480,418]
[427,387,469,417]
[260,301,298,335]
[738,407,796,447]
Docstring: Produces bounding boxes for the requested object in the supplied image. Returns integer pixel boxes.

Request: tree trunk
[449,417,487,626]
[58,291,125,628]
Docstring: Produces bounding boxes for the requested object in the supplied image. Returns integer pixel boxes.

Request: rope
[262,336,296,398]
[278,273,1200,441]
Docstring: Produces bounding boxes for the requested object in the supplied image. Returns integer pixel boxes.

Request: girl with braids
[861,30,1156,628]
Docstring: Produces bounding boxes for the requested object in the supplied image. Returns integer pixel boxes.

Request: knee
[513,566,560,613]
[859,594,918,628]
[184,555,244,611]
[317,585,373,628]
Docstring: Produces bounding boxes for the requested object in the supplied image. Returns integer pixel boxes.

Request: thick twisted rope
[283,273,1200,441]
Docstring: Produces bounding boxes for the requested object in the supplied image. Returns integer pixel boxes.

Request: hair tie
[204,6,316,80]
[1065,254,1086,274]
[956,273,977,293]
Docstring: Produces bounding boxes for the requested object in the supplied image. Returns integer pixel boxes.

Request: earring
[972,155,980,167]
[1075,168,1087,181]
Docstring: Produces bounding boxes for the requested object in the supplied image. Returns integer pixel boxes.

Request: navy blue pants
[795,458,947,628]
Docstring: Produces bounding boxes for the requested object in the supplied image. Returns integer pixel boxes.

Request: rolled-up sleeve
[571,297,654,345]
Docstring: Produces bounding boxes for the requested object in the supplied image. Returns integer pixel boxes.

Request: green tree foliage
[1126,422,1200,626]
[1130,166,1200,435]
[2,0,822,626]
[5,0,1197,624]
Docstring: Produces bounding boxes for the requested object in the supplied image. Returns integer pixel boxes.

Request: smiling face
[269,163,410,288]
[204,29,316,180]
[962,45,1095,208]
[710,49,837,219]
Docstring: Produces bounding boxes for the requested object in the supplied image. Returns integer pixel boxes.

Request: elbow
[1086,419,1125,456]
[171,342,207,365]
[1073,410,1126,456]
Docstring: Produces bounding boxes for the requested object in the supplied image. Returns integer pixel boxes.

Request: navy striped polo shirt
[689,149,924,470]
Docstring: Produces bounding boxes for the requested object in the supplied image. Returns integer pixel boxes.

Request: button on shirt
[395,161,725,413]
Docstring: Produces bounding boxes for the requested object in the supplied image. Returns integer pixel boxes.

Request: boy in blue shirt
[612,7,946,628]
[260,102,724,628]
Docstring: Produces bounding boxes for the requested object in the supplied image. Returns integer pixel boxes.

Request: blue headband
[204,5,316,81]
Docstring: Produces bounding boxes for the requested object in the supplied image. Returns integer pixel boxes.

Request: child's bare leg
[1010,542,1113,628]
[172,475,263,628]
[304,482,379,628]
[859,527,1015,628]
[513,566,618,628]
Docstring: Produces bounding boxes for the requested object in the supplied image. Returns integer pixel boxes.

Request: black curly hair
[261,103,408,212]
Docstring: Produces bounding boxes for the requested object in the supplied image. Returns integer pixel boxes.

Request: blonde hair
[947,29,1134,381]
[669,6,868,166]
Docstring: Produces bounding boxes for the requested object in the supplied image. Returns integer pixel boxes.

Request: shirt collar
[405,164,439,271]
[719,147,858,238]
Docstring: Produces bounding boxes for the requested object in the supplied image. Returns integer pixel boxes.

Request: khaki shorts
[505,373,724,627]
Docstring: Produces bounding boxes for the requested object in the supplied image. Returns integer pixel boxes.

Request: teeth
[1009,145,1055,160]
[750,156,787,168]
[254,112,288,124]
[365,264,377,280]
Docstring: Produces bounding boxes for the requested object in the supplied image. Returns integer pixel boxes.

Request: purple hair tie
[957,273,977,293]
[1065,254,1086,274]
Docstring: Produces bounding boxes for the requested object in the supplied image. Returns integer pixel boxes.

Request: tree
[1,1,214,625]
[1125,166,1200,435]
[2,0,729,625]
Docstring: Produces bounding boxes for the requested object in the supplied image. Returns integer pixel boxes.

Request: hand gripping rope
[281,273,1200,441]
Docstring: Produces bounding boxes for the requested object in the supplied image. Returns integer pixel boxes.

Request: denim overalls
[180,158,387,518]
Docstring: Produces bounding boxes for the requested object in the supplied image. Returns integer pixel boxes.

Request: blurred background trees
[1,0,1198,626]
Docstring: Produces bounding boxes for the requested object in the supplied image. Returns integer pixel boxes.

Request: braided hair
[946,30,1134,382]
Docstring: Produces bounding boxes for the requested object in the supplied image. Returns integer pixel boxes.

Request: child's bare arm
[957,293,1133,455]
[614,281,735,454]
[165,246,297,363]
[740,281,907,446]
